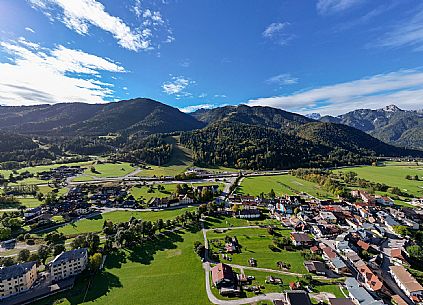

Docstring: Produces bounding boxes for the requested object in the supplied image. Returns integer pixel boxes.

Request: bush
[268,244,281,252]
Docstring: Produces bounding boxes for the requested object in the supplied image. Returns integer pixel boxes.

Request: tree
[38,245,51,264]
[86,233,101,253]
[52,244,66,256]
[269,189,276,199]
[0,257,15,267]
[407,245,423,261]
[0,226,11,240]
[18,249,31,262]
[393,225,409,237]
[45,232,66,246]
[89,253,103,272]
[70,235,86,250]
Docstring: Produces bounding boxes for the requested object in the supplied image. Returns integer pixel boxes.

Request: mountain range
[319,105,423,150]
[0,98,422,169]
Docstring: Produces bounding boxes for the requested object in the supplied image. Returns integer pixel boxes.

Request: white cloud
[317,0,364,15]
[0,38,125,106]
[28,0,151,51]
[266,73,298,86]
[162,75,194,96]
[133,0,142,18]
[25,27,35,33]
[179,104,216,113]
[247,69,423,115]
[262,22,293,46]
[213,94,227,98]
[376,6,423,51]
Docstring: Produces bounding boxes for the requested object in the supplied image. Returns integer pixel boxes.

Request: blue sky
[0,0,423,115]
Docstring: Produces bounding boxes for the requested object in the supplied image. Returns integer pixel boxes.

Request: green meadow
[36,230,210,305]
[336,163,423,198]
[237,174,335,199]
[47,208,196,236]
[207,227,308,274]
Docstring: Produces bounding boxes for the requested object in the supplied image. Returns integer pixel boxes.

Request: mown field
[36,230,210,305]
[44,208,197,236]
[336,163,423,198]
[236,174,335,199]
[207,227,308,274]
[130,182,224,203]
[82,162,136,178]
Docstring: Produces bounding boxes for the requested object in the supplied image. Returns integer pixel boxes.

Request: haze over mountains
[0,98,422,169]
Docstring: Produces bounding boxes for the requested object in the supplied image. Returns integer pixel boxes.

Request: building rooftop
[0,261,36,280]
[329,298,355,305]
[285,290,312,305]
[390,265,423,293]
[51,248,88,267]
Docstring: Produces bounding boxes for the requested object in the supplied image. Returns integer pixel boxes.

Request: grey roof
[0,261,36,280]
[331,257,347,269]
[51,248,87,266]
[286,290,312,305]
[345,277,383,305]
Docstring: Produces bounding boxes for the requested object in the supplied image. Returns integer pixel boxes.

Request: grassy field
[137,136,192,178]
[51,208,197,236]
[336,164,423,198]
[84,162,136,178]
[237,174,335,199]
[36,230,210,305]
[207,227,308,274]
[130,182,224,203]
[203,214,281,229]
[130,184,178,202]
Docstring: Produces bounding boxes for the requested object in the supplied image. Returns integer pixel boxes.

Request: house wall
[51,254,88,282]
[0,264,37,299]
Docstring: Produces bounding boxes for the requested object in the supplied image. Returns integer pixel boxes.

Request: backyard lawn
[237,174,335,199]
[207,227,308,274]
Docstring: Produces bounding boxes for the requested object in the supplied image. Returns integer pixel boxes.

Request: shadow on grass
[35,272,122,305]
[126,231,184,265]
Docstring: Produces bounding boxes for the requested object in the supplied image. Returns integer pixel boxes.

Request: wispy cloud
[0,37,125,105]
[376,6,423,51]
[317,0,364,15]
[24,27,35,33]
[248,69,423,115]
[162,75,194,97]
[262,22,293,46]
[28,0,166,51]
[266,73,298,87]
[179,103,216,113]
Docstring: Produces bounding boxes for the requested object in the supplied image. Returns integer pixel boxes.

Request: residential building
[390,265,423,301]
[211,263,235,289]
[285,290,312,305]
[290,232,312,246]
[50,248,88,282]
[0,261,37,299]
[329,299,355,305]
[345,277,384,305]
